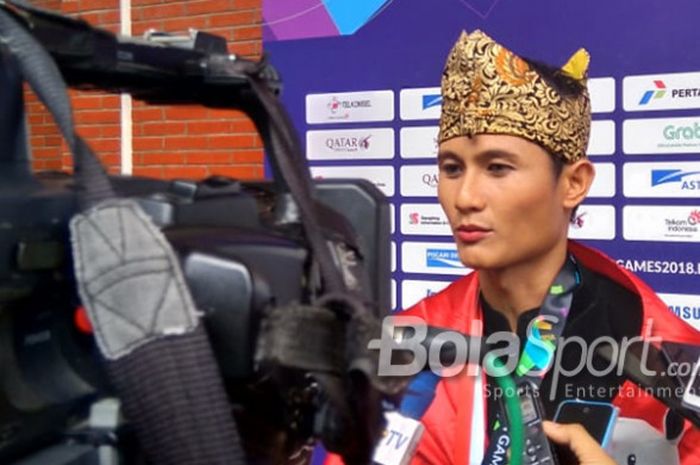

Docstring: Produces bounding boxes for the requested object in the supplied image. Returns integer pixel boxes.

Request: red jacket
[328,242,700,465]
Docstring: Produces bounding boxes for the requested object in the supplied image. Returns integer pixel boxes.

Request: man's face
[437,134,570,270]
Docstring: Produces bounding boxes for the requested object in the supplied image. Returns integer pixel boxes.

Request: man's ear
[561,159,595,209]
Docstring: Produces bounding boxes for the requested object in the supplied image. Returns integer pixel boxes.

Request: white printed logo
[623,206,700,242]
[400,204,451,236]
[400,165,438,197]
[306,90,394,124]
[658,293,700,331]
[623,162,700,198]
[306,128,394,160]
[623,72,700,112]
[624,117,700,155]
[401,242,472,276]
[399,87,442,121]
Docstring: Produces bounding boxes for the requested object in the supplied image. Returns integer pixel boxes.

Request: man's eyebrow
[437,148,520,163]
[437,150,459,163]
[475,149,519,163]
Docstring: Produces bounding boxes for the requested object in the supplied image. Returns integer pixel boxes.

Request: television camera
[0,2,399,464]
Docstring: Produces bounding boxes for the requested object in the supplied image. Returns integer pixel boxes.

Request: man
[399,30,699,465]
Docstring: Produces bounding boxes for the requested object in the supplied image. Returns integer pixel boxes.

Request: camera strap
[0,5,245,464]
[242,63,404,465]
[243,67,349,297]
[480,255,580,465]
[0,1,115,209]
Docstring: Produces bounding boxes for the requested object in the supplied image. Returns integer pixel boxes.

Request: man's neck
[479,241,568,332]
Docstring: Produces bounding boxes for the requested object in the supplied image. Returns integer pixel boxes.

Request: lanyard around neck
[480,255,580,465]
[515,254,580,386]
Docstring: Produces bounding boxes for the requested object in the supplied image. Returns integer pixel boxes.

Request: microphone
[595,341,700,428]
[372,325,485,465]
[372,372,439,465]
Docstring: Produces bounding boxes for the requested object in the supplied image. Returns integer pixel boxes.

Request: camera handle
[6,0,354,303]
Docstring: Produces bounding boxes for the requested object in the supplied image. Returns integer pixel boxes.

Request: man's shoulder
[571,260,644,339]
[570,241,699,343]
[400,273,477,328]
[570,240,657,304]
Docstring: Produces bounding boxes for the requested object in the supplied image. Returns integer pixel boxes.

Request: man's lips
[455,225,491,243]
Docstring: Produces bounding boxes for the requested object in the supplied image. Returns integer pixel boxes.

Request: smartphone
[681,356,700,413]
[553,400,619,449]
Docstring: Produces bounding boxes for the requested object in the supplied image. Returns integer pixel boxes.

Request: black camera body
[0,3,392,464]
[0,173,390,464]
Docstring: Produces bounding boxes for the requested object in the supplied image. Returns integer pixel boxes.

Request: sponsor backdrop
[263,0,700,331]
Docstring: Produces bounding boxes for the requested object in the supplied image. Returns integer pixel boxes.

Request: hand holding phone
[543,421,616,465]
[553,400,619,448]
[551,400,619,465]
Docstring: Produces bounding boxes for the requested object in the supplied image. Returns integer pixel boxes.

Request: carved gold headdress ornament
[438,30,591,163]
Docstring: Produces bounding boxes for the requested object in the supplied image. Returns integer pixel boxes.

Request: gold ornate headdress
[438,30,591,163]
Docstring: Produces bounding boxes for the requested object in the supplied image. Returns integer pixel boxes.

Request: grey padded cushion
[70,198,198,360]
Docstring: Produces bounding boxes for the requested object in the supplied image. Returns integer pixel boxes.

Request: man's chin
[457,246,510,271]
[457,250,491,270]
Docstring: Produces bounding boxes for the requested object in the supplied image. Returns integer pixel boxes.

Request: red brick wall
[27,0,264,180]
[23,0,65,172]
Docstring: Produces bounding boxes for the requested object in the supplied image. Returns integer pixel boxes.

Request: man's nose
[454,172,486,212]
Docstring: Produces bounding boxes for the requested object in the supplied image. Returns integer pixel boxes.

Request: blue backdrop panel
[263,0,700,329]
